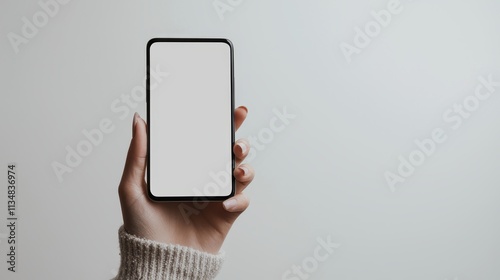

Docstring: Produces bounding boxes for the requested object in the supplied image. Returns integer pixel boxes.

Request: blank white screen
[149,41,232,198]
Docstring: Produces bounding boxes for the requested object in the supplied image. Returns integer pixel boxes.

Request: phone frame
[146,38,235,202]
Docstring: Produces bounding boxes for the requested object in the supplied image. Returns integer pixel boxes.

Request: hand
[118,106,254,254]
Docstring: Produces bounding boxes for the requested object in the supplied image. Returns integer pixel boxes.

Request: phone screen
[147,38,234,201]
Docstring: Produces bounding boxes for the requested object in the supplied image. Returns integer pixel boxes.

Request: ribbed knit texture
[115,226,224,280]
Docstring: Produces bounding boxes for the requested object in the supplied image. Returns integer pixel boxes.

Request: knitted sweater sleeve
[114,226,225,280]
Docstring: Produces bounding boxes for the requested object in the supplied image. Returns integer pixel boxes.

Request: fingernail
[236,142,247,155]
[223,198,237,211]
[240,106,248,113]
[238,165,248,176]
[132,113,140,136]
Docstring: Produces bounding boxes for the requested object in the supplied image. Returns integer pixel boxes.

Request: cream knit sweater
[114,226,225,280]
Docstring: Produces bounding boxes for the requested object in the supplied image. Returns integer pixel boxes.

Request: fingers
[234,106,247,131]
[119,113,148,197]
[234,164,254,193]
[234,139,250,165]
[222,193,250,212]
[222,162,254,214]
[225,107,253,214]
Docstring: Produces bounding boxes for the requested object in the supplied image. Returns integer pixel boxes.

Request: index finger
[234,106,248,131]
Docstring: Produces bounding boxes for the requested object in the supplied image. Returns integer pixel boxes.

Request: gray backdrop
[1,0,500,279]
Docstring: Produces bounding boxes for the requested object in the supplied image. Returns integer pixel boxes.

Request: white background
[1,0,500,279]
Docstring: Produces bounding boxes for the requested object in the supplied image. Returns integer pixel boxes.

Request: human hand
[118,106,254,254]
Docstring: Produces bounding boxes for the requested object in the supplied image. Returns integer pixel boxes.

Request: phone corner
[146,186,161,202]
[146,38,160,49]
[222,38,233,47]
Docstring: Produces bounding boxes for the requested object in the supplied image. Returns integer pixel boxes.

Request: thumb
[119,113,148,199]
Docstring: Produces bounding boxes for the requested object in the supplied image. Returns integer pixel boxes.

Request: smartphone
[147,38,235,201]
